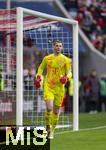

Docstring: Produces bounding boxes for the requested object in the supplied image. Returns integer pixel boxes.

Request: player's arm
[60,58,72,84]
[35,56,47,88]
[36,56,47,76]
[66,58,72,79]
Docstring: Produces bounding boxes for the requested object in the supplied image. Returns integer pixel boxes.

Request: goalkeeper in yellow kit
[35,40,72,139]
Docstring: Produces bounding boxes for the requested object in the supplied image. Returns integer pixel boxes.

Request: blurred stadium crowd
[62,0,106,54]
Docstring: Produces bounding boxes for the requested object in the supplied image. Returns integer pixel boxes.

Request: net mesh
[0,9,73,130]
[0,47,16,125]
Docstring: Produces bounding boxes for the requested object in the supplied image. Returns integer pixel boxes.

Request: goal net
[0,8,78,131]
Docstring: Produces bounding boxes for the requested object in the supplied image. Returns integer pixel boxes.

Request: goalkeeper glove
[60,76,68,84]
[35,75,41,89]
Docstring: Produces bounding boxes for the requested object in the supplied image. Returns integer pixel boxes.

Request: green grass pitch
[51,113,106,150]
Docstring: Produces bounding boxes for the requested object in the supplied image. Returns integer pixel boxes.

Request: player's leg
[50,93,64,139]
[45,100,53,128]
[52,105,60,131]
[48,104,60,139]
[44,87,54,138]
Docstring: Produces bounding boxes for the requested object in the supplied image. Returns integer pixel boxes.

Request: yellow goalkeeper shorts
[44,84,65,107]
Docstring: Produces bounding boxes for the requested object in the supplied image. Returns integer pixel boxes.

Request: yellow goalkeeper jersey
[36,53,72,89]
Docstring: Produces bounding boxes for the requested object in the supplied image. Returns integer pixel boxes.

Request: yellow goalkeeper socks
[52,113,59,131]
[45,111,52,127]
[45,111,59,137]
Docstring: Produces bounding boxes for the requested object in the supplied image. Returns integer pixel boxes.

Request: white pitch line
[55,125,106,135]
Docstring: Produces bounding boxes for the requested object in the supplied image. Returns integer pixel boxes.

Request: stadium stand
[62,0,106,55]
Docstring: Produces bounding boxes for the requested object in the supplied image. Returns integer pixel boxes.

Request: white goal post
[16,7,79,131]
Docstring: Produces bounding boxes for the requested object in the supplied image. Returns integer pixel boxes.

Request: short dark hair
[53,40,62,45]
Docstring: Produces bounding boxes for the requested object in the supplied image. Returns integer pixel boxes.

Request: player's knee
[46,101,53,112]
